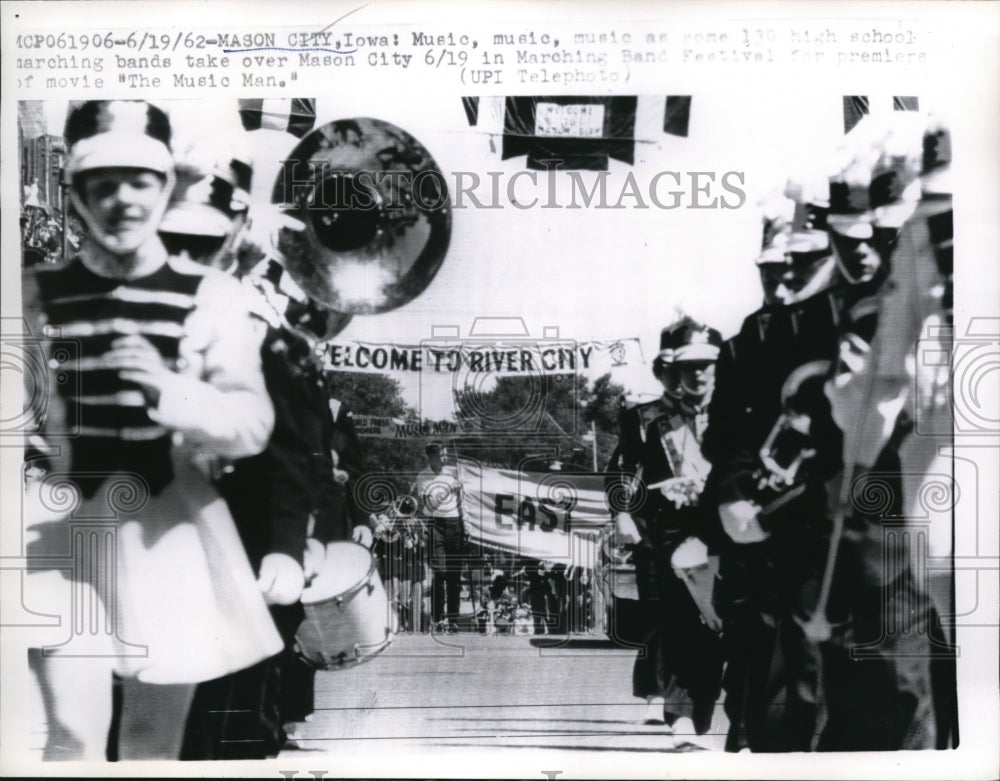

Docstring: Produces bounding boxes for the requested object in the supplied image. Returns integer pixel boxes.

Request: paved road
[280,631,728,767]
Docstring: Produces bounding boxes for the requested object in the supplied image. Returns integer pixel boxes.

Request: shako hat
[65,100,173,177]
[656,316,722,364]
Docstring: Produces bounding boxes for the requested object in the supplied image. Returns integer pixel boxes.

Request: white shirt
[416,464,463,518]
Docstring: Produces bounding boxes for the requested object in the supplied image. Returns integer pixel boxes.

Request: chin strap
[69,169,175,256]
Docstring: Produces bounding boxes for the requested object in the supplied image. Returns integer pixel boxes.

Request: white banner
[457,460,608,566]
[324,338,643,376]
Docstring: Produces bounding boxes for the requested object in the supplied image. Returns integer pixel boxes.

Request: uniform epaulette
[624,398,656,413]
[635,396,678,430]
[628,397,667,416]
[725,335,739,362]
[723,312,761,361]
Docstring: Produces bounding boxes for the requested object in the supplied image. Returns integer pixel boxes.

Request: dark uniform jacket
[313,397,366,542]
[700,286,853,621]
[702,289,848,532]
[610,393,713,550]
[219,325,324,569]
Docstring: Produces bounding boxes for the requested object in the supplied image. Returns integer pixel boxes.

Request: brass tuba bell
[271,117,452,315]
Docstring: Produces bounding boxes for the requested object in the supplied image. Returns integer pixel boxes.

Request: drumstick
[646,476,702,491]
[756,483,808,526]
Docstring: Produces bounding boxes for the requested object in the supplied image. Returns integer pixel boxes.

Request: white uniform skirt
[24,451,283,685]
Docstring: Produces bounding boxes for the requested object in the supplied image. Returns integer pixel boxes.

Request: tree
[452,372,628,471]
[326,370,630,480]
[584,372,629,470]
[326,372,426,495]
[328,373,411,419]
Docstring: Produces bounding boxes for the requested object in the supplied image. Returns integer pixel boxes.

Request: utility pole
[590,419,598,472]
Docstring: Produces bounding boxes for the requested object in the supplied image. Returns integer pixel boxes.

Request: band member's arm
[405,481,428,539]
[331,404,366,482]
[701,340,768,544]
[149,272,274,459]
[701,340,758,506]
[615,406,644,504]
[352,523,374,547]
[257,333,317,563]
[606,407,643,544]
[332,406,373,537]
[601,443,622,517]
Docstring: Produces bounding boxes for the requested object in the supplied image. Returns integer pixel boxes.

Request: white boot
[643,696,667,725]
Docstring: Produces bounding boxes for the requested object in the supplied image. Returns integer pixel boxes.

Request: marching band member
[158,136,388,754]
[609,317,725,738]
[25,100,280,760]
[703,117,948,751]
[313,393,373,548]
[372,495,427,633]
[702,182,866,752]
[818,118,957,751]
[155,141,323,759]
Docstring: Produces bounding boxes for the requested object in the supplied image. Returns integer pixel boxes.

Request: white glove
[719,500,768,544]
[257,552,305,605]
[302,538,326,582]
[614,512,642,545]
[352,524,373,548]
[658,476,705,508]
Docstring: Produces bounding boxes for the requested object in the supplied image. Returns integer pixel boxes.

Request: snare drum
[295,541,392,669]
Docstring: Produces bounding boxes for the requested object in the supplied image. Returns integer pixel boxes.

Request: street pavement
[280,630,729,765]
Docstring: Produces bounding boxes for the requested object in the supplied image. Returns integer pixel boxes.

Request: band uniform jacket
[183,317,324,760]
[702,289,847,520]
[313,397,366,542]
[610,393,714,553]
[700,280,917,608]
[23,255,283,685]
[700,282,949,752]
[609,393,724,729]
[219,321,323,569]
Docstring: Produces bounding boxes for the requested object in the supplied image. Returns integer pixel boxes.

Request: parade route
[281,632,728,760]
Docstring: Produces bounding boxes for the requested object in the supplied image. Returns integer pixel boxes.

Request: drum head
[301,541,373,605]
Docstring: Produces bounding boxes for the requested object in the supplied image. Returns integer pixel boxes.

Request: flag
[238,98,317,138]
[843,95,920,134]
[461,96,480,126]
[663,96,692,137]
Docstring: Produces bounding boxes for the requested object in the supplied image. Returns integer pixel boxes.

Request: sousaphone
[272,117,452,316]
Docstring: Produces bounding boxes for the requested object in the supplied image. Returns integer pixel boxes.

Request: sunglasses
[160,231,227,262]
[757,248,832,279]
[664,360,714,372]
[828,226,900,258]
